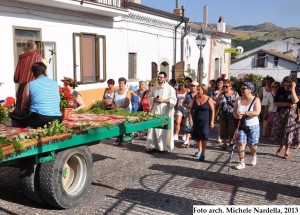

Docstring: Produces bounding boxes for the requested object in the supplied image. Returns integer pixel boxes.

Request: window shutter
[128,53,137,79]
[264,56,268,67]
[252,58,256,68]
[81,34,96,83]
[151,62,158,79]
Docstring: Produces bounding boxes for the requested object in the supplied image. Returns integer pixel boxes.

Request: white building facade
[0,0,233,105]
[230,49,299,81]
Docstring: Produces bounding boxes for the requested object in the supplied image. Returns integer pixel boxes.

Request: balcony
[12,0,128,17]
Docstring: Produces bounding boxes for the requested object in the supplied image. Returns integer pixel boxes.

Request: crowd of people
[4,40,300,170]
[163,75,300,170]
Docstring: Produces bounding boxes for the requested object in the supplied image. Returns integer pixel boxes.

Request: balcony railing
[84,0,128,9]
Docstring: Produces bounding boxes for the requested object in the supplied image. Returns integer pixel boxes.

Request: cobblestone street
[0,127,300,214]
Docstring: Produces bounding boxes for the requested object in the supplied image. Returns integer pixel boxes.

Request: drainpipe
[173,6,185,79]
[180,20,189,62]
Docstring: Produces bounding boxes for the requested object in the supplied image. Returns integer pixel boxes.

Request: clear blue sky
[142,0,300,28]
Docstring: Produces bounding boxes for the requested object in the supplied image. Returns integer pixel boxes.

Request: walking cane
[228,119,241,173]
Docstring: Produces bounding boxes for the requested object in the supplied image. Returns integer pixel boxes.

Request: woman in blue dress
[189,84,215,161]
[130,85,139,113]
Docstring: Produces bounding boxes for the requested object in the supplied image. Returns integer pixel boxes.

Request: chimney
[217,16,226,33]
[203,5,208,27]
[173,0,182,16]
[176,0,180,8]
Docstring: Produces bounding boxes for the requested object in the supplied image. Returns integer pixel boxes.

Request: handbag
[239,96,257,130]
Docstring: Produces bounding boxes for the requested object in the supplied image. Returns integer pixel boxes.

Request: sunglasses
[149,84,154,87]
[241,87,248,90]
[223,86,230,88]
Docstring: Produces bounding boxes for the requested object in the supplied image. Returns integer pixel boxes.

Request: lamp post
[297,56,300,72]
[195,28,207,83]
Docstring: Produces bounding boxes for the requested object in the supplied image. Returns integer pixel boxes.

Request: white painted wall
[230,55,298,81]
[183,33,211,84]
[0,3,180,99]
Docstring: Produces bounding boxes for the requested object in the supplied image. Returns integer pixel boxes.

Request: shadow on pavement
[148,164,300,204]
[104,188,209,215]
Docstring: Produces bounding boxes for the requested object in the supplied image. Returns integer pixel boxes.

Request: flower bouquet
[0,97,15,123]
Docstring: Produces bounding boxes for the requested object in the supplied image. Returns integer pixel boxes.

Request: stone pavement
[0,127,300,215]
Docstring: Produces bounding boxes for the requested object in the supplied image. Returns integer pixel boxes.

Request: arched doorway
[160,61,169,76]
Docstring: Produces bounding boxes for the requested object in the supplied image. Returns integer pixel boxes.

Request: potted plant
[59,86,73,119]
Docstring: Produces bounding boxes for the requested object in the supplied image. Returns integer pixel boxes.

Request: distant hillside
[233,22,282,32]
[226,22,300,41]
[196,22,300,51]
[225,22,300,53]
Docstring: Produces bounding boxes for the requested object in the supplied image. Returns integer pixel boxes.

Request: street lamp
[195,28,207,83]
[297,56,300,72]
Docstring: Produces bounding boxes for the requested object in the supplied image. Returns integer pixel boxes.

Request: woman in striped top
[10,62,62,128]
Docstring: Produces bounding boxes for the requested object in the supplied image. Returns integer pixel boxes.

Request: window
[13,27,57,80]
[290,71,297,78]
[73,33,106,84]
[256,52,268,67]
[214,58,220,78]
[42,42,57,80]
[274,56,279,67]
[128,53,137,79]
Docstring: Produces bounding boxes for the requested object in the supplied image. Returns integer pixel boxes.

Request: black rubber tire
[38,146,93,208]
[19,159,45,204]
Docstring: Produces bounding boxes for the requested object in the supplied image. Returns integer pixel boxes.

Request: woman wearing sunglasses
[233,82,261,170]
[215,79,239,150]
[271,76,300,159]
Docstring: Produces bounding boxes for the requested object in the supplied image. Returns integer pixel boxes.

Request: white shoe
[182,135,186,141]
[173,135,178,141]
[182,141,190,147]
[235,162,245,170]
[250,155,257,166]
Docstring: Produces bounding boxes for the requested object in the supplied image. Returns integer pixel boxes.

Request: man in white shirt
[145,72,177,152]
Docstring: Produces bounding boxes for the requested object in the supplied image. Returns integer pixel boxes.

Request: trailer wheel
[20,159,44,204]
[38,146,93,208]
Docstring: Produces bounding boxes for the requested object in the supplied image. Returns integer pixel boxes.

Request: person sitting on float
[10,62,62,128]
[61,77,85,111]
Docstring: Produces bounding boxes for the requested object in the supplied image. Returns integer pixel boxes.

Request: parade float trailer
[0,112,170,209]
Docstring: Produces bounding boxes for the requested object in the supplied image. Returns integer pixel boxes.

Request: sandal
[276,146,284,157]
[284,152,289,159]
[276,150,281,157]
[217,139,222,143]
